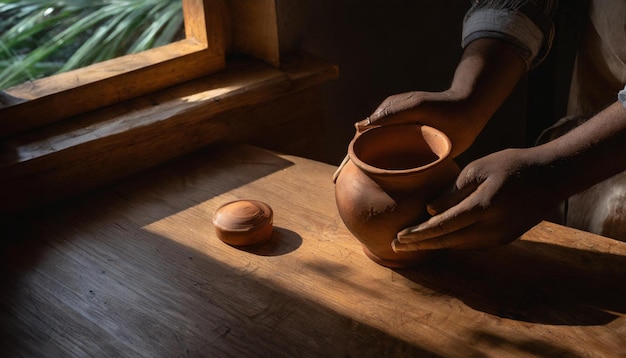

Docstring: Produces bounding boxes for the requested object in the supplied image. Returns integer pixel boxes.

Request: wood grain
[0,0,283,137]
[0,0,230,139]
[0,41,224,137]
[228,0,280,67]
[185,0,226,51]
[0,53,339,213]
[1,144,625,357]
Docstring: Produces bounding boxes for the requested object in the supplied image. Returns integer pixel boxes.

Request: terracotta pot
[334,124,459,268]
[213,200,274,247]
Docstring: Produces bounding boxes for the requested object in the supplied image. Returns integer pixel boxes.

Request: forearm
[451,0,556,147]
[531,101,626,198]
[446,38,526,142]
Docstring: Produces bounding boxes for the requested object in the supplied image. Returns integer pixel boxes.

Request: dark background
[275,0,584,166]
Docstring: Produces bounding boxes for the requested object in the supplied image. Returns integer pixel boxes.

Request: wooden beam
[0,0,228,137]
[0,42,223,137]
[184,0,227,53]
[0,52,338,214]
[228,0,280,67]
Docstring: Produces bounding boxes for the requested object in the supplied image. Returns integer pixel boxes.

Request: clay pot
[334,124,459,267]
[213,200,274,247]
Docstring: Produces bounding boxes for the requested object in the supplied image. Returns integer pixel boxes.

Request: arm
[393,99,626,251]
[358,0,556,157]
[357,38,526,158]
[547,101,626,195]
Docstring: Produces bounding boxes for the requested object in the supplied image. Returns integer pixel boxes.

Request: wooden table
[2,144,625,357]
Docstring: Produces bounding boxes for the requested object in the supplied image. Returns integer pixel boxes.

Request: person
[353,0,626,251]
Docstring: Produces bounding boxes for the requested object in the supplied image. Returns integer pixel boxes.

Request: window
[0,0,187,90]
[0,0,228,136]
[0,0,337,213]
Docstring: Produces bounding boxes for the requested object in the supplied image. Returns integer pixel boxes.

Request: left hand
[354,90,484,159]
[392,147,564,251]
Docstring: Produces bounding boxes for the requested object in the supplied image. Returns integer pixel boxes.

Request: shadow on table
[238,227,303,256]
[0,219,439,357]
[0,143,444,357]
[394,239,626,326]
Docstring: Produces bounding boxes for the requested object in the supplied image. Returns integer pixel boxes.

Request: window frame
[0,0,227,137]
[0,0,339,214]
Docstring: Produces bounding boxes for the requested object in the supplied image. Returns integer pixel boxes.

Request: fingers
[355,116,374,132]
[395,203,480,246]
[356,111,418,130]
[393,206,482,251]
[355,114,391,132]
[392,225,489,251]
[392,231,470,251]
[393,178,485,252]
[355,94,424,131]
[427,175,479,215]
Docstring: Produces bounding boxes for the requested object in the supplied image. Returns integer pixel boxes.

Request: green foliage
[0,0,183,90]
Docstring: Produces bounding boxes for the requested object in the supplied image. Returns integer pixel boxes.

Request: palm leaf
[0,0,183,90]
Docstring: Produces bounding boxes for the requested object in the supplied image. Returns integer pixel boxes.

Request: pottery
[213,199,274,247]
[334,124,459,267]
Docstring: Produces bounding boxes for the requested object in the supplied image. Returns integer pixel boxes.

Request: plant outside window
[0,0,184,91]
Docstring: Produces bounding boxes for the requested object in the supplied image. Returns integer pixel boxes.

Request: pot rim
[348,123,452,176]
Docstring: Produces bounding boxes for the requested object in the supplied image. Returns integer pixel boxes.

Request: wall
[276,0,528,166]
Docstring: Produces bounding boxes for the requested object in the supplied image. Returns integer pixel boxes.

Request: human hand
[355,90,484,158]
[353,38,528,159]
[392,148,564,251]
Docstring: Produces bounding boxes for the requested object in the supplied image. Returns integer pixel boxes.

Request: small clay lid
[213,199,274,247]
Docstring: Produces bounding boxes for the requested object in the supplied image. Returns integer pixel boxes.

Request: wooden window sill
[0,52,338,214]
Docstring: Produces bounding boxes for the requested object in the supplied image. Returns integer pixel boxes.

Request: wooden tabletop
[2,144,625,357]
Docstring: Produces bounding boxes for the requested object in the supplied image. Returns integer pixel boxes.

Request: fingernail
[391,239,405,252]
[395,233,413,244]
[356,116,373,129]
[426,205,437,216]
[397,225,424,239]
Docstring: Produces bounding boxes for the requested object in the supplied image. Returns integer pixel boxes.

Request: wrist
[439,88,486,153]
[447,38,526,134]
[521,145,573,201]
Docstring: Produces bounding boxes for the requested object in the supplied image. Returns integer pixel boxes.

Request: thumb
[356,107,422,131]
[426,174,480,215]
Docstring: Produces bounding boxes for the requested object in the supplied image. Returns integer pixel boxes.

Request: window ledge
[0,52,338,213]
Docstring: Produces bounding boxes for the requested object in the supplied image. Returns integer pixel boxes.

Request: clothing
[463,0,626,239]
[462,0,557,69]
[463,0,626,111]
[567,1,626,116]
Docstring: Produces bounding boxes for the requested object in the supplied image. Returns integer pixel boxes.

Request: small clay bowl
[213,200,274,247]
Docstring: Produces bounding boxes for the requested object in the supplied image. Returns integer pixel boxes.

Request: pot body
[335,124,459,267]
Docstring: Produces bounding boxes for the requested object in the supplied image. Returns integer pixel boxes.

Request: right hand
[392,147,564,251]
[356,90,483,158]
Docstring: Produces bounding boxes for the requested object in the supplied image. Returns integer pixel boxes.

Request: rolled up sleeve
[462,0,557,69]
